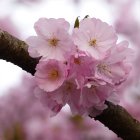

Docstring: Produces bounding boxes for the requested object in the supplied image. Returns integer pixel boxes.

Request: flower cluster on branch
[26,17,133,117]
[1,19,140,139]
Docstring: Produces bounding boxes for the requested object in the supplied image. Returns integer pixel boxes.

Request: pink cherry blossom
[85,78,115,102]
[26,18,76,61]
[77,87,106,116]
[73,18,118,59]
[26,17,133,118]
[35,78,81,116]
[35,59,68,92]
[95,41,133,85]
[68,50,95,88]
[35,77,92,116]
[36,76,116,117]
[78,77,118,116]
[34,87,64,117]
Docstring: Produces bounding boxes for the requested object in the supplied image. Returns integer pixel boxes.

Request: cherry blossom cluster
[26,17,133,117]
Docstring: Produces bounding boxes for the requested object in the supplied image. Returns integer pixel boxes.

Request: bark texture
[0,30,38,74]
[1,29,140,140]
[94,102,140,140]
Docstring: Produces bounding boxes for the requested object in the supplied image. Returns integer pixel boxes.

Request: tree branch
[94,102,140,140]
[0,29,38,74]
[0,29,140,140]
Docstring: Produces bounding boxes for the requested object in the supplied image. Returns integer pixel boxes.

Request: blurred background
[0,0,140,140]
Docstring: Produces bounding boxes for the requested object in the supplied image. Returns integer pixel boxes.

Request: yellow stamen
[89,39,97,47]
[48,69,59,80]
[98,63,112,74]
[48,38,59,47]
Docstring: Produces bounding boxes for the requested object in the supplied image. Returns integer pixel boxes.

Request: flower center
[48,38,59,47]
[97,63,111,74]
[48,69,59,80]
[89,39,97,47]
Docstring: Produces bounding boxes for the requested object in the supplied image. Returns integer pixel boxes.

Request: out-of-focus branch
[0,29,38,74]
[0,29,140,140]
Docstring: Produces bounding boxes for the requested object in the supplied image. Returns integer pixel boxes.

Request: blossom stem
[0,29,140,140]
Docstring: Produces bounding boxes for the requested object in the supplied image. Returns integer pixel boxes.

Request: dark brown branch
[1,29,140,140]
[93,102,140,140]
[0,29,38,74]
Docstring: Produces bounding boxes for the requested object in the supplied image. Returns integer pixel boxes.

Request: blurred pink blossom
[115,0,140,46]
[120,80,140,122]
[42,112,122,140]
[0,74,49,140]
[0,16,20,38]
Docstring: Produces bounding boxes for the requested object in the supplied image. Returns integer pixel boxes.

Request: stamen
[48,38,59,47]
[89,39,97,47]
[48,69,59,80]
[98,63,111,74]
